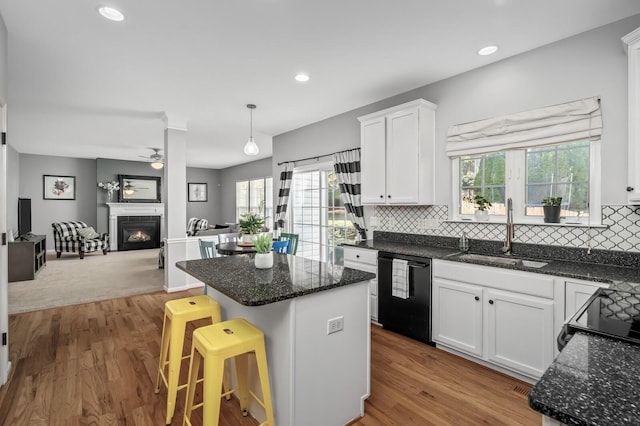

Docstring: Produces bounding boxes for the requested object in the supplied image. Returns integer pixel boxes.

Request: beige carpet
[8,248,164,314]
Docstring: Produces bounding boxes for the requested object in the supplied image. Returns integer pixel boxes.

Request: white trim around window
[451,140,601,226]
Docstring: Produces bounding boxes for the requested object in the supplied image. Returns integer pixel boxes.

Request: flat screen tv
[18,198,31,237]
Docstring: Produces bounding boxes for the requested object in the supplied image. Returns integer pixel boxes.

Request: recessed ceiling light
[295,73,310,82]
[478,45,499,56]
[98,6,125,22]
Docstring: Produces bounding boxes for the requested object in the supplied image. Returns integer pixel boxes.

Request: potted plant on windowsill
[542,197,563,223]
[253,233,273,269]
[469,194,492,221]
[238,210,265,243]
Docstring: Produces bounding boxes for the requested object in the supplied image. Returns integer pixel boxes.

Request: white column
[162,116,195,292]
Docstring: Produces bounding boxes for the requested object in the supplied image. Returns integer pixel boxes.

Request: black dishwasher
[378,252,433,345]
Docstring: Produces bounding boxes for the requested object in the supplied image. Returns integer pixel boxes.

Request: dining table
[217,241,257,255]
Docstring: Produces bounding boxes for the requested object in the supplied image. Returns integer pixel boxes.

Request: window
[460,152,506,215]
[525,141,590,219]
[236,177,273,224]
[454,140,599,224]
[290,163,356,263]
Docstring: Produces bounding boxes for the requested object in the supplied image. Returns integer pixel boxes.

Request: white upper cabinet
[358,99,437,205]
[623,27,640,204]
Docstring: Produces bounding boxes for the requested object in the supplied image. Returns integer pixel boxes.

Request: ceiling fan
[139,148,164,169]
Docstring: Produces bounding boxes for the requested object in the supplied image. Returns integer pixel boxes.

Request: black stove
[558,288,640,351]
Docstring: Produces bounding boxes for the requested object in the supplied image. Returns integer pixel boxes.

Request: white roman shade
[446,97,602,157]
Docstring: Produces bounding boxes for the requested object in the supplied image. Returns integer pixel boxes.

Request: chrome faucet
[502,197,514,255]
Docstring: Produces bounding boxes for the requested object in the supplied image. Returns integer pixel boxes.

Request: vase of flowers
[98,180,120,202]
[253,234,273,269]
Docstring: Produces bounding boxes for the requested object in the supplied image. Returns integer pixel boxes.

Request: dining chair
[280,233,299,255]
[199,239,217,259]
[198,239,217,295]
[218,232,241,243]
[271,240,290,254]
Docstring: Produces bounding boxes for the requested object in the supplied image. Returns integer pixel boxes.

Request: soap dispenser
[459,232,469,253]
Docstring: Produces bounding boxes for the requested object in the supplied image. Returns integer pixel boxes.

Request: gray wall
[19,154,97,250]
[186,167,222,224]
[96,158,163,233]
[6,144,19,236]
[273,14,640,207]
[219,157,273,223]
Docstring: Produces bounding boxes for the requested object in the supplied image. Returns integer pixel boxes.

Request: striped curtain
[333,149,366,240]
[275,162,294,230]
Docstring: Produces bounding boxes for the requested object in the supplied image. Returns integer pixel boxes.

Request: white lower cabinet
[486,288,554,379]
[432,259,557,380]
[565,279,608,321]
[343,246,379,321]
[432,278,483,357]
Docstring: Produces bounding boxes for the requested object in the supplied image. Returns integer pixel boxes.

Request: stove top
[567,288,640,346]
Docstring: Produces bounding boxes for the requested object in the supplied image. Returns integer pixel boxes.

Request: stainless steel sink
[457,253,548,269]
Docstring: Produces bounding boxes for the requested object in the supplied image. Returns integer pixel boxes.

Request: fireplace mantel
[107,203,165,251]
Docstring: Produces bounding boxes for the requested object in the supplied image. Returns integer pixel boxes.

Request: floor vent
[513,385,530,397]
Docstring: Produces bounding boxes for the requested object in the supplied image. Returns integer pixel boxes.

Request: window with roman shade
[449,97,602,224]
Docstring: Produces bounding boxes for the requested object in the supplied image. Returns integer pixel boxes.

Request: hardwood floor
[352,326,540,425]
[0,290,540,425]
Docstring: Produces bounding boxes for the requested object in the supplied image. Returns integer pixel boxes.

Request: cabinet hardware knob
[489,299,494,305]
[474,296,479,301]
[627,186,635,192]
[387,195,391,198]
[380,195,384,198]
[356,254,360,258]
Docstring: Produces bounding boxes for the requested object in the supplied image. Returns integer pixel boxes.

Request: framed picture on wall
[188,183,207,202]
[118,175,161,203]
[43,175,76,200]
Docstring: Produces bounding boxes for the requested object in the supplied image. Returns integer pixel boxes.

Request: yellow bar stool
[155,295,225,426]
[183,318,275,426]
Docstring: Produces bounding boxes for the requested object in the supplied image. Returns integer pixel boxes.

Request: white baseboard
[163,282,204,293]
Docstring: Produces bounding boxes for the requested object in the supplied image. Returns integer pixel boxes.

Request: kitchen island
[176,253,376,426]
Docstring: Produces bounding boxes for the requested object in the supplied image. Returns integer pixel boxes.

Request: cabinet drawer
[343,247,378,266]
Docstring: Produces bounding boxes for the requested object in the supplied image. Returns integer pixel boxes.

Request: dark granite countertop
[344,237,640,285]
[529,332,640,426]
[177,253,375,306]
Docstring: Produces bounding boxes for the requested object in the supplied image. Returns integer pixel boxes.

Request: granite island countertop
[177,253,376,306]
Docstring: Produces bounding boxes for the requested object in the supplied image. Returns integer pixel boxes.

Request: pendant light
[244,104,259,156]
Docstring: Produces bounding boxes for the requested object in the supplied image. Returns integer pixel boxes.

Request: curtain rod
[277,148,359,166]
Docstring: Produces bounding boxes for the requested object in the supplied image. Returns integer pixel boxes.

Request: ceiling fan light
[150,161,164,169]
[244,137,259,156]
[124,188,135,195]
[98,6,125,22]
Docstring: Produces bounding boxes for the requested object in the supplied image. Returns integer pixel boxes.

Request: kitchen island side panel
[207,279,370,426]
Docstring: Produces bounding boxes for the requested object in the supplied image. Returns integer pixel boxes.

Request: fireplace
[117,216,161,251]
[107,202,164,251]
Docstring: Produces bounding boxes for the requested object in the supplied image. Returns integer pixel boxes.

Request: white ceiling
[1,0,639,169]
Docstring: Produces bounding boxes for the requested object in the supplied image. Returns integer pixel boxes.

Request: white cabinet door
[386,108,420,204]
[359,99,436,205]
[623,27,640,204]
[486,289,554,379]
[360,117,387,204]
[565,280,608,321]
[432,278,483,357]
